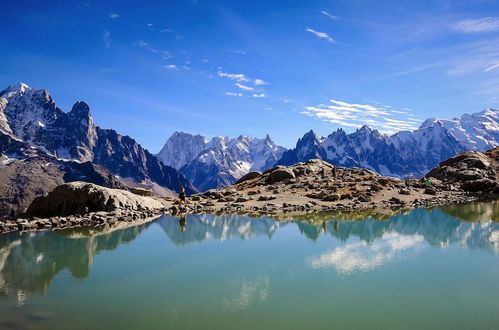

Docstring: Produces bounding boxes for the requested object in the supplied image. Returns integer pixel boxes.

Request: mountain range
[277,109,499,178]
[157,132,285,191]
[156,108,499,189]
[0,83,195,217]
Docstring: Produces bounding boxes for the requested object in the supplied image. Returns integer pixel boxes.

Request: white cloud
[252,93,266,98]
[134,40,171,60]
[102,30,111,48]
[235,83,254,91]
[134,40,158,53]
[306,27,335,43]
[254,79,267,86]
[164,64,178,70]
[217,71,267,86]
[301,99,420,133]
[452,17,499,33]
[445,40,499,76]
[485,63,499,72]
[147,23,154,27]
[225,92,243,97]
[160,28,173,33]
[218,72,250,82]
[109,13,119,19]
[321,10,337,20]
[308,233,424,274]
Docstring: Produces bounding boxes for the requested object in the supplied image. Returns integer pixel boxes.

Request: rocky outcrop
[22,182,166,218]
[184,158,479,216]
[236,171,262,184]
[266,167,295,184]
[130,187,153,196]
[426,147,499,193]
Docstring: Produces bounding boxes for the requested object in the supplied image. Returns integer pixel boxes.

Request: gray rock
[236,171,262,184]
[424,187,437,195]
[266,168,295,184]
[22,182,165,218]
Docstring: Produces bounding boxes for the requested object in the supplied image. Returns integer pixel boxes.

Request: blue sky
[2,0,499,150]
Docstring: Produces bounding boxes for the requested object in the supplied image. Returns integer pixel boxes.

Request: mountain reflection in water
[0,200,497,304]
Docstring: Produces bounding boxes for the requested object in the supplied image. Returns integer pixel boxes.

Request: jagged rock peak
[1,82,30,95]
[70,101,91,116]
[358,125,372,132]
[0,83,51,101]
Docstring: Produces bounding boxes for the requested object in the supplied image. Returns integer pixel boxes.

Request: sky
[2,0,499,150]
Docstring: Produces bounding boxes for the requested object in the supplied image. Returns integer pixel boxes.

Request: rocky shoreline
[0,193,484,235]
[2,149,497,234]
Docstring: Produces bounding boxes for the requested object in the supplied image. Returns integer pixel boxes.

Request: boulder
[266,168,296,184]
[389,197,405,205]
[236,171,262,184]
[130,187,153,196]
[424,187,437,195]
[427,147,499,193]
[322,194,341,202]
[461,178,497,192]
[22,182,165,218]
[257,195,277,201]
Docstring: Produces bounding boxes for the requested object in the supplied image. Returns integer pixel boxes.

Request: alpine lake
[1,200,498,330]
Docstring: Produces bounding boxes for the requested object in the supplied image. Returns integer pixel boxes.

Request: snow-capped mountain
[419,109,499,151]
[0,83,196,197]
[157,131,208,170]
[278,109,499,178]
[157,132,286,191]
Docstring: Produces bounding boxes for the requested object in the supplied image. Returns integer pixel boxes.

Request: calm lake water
[1,201,498,330]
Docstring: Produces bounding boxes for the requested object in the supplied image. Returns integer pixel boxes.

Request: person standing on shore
[179,186,187,205]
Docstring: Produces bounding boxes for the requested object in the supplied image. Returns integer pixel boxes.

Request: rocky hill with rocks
[427,147,499,193]
[184,158,481,216]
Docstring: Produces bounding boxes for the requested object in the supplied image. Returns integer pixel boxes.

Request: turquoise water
[0,201,499,330]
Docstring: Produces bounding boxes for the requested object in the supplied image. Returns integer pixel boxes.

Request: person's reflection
[179,215,187,232]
